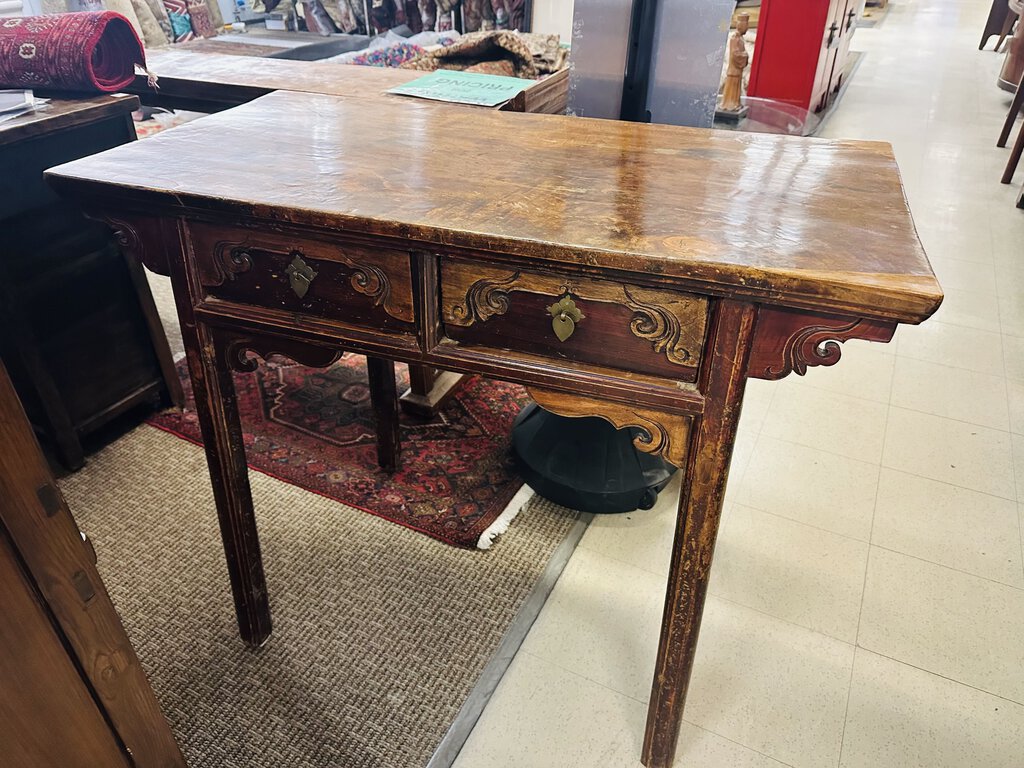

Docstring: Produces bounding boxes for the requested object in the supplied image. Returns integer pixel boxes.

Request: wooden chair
[1000,69,1024,184]
[982,0,1017,50]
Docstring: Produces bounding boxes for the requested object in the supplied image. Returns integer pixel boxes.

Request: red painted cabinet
[747,0,858,113]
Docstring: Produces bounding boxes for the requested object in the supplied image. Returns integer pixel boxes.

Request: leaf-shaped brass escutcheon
[547,295,584,342]
[286,253,318,299]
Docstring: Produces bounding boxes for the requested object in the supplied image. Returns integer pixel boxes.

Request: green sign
[387,69,533,107]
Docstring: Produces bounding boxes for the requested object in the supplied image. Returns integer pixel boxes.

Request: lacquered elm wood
[643,299,756,767]
[400,365,464,418]
[527,387,692,468]
[132,50,569,115]
[165,217,273,645]
[367,356,401,471]
[45,89,942,768]
[0,360,185,767]
[747,306,896,379]
[0,93,138,147]
[47,90,941,322]
[440,256,708,381]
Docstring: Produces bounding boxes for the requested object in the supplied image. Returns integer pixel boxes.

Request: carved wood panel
[747,306,897,380]
[101,214,170,276]
[527,387,692,468]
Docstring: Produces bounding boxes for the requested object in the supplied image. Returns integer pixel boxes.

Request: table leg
[399,364,464,419]
[367,356,401,472]
[641,300,756,768]
[181,321,272,647]
[997,71,1024,147]
[1002,102,1024,183]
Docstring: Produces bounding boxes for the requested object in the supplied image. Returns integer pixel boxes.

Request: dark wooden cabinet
[747,0,859,113]
[0,96,182,470]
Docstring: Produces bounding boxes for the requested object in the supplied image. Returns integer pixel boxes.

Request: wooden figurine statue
[719,13,750,120]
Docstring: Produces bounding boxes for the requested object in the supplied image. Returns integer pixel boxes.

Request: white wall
[531,0,573,42]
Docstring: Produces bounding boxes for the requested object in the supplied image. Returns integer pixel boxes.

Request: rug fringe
[477,483,533,550]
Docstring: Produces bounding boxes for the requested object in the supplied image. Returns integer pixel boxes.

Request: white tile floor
[452,1,1024,765]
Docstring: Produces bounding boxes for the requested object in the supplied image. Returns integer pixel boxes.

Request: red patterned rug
[148,356,530,548]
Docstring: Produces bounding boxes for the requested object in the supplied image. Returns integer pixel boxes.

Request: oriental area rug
[148,356,530,549]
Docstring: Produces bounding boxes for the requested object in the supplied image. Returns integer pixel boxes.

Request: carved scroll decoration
[221,333,343,374]
[747,307,897,381]
[527,387,692,468]
[211,244,254,284]
[448,269,522,324]
[105,215,171,276]
[443,262,707,368]
[623,285,696,365]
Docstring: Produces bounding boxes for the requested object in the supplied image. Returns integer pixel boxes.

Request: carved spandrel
[443,262,708,368]
[527,387,692,468]
[221,332,343,373]
[102,215,171,276]
[747,306,897,381]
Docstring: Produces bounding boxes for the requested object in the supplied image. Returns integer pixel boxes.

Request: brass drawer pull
[547,295,585,342]
[286,252,318,298]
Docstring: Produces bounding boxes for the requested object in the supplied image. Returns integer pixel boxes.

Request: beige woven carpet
[59,425,580,768]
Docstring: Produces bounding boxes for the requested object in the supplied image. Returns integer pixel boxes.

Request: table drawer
[186,222,416,330]
[440,258,708,381]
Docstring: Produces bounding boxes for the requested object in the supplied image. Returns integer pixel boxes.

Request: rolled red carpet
[0,12,146,93]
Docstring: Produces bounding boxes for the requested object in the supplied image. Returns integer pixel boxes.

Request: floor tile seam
[893,348,1006,379]
[867,541,1024,591]
[854,402,889,649]
[757,430,882,468]
[884,399,1012,434]
[572,539,669,581]
[866,541,1024,593]
[727,500,873,547]
[835,635,861,768]
[677,718,799,768]
[516,648,651,706]
[996,306,1024,583]
[708,593,858,650]
[851,645,1024,709]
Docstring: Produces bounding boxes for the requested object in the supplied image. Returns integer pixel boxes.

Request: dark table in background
[0,95,182,469]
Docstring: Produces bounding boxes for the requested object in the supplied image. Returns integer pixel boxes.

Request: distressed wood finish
[643,300,756,766]
[1,96,181,470]
[45,89,942,768]
[187,221,417,327]
[48,91,942,322]
[747,306,896,380]
[527,387,692,468]
[0,360,185,767]
[441,258,708,380]
[131,50,569,115]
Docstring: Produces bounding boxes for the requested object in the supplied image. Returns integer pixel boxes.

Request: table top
[45,89,941,323]
[0,94,138,148]
[135,50,422,104]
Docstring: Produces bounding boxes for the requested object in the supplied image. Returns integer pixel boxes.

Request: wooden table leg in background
[367,356,400,472]
[400,364,464,419]
[641,300,757,768]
